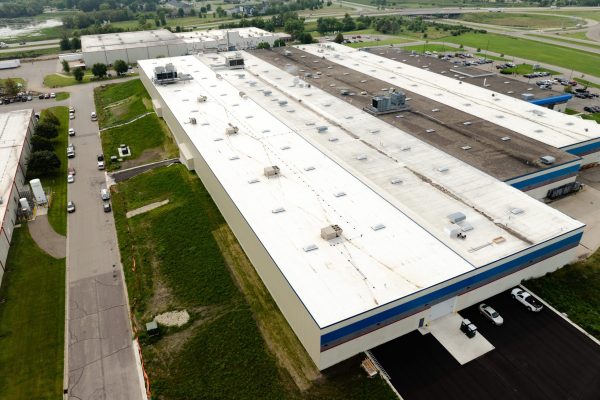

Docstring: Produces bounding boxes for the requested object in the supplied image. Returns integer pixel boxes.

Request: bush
[113,59,128,75]
[31,135,55,152]
[27,151,60,174]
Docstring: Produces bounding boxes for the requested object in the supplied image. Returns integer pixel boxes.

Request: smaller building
[0,109,35,285]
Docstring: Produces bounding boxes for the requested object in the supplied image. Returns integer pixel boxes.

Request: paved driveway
[65,84,143,400]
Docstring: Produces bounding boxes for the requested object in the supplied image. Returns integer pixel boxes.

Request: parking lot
[371,289,600,400]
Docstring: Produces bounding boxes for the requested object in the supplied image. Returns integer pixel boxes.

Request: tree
[62,59,71,74]
[35,120,59,139]
[73,67,84,82]
[113,59,128,75]
[256,41,271,50]
[60,36,71,51]
[273,38,286,47]
[178,7,185,17]
[298,32,313,44]
[42,111,60,127]
[71,37,81,50]
[341,13,355,31]
[3,78,19,96]
[27,151,61,174]
[31,135,55,152]
[215,6,226,18]
[334,32,344,44]
[92,63,108,78]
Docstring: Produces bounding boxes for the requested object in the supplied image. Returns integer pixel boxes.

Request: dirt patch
[212,224,321,392]
[119,147,164,170]
[155,310,190,327]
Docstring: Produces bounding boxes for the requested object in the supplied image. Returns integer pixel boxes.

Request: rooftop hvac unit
[540,155,556,165]
[225,124,239,135]
[447,212,466,224]
[321,224,343,240]
[197,95,207,103]
[263,90,272,96]
[316,126,328,133]
[264,165,280,177]
[189,117,197,124]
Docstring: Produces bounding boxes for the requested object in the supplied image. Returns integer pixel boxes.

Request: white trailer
[29,178,47,204]
[0,59,20,69]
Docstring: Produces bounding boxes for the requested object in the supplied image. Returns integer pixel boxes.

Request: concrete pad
[126,199,169,219]
[428,313,494,365]
[550,185,600,259]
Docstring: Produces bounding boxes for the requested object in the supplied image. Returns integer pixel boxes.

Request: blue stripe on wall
[566,141,600,157]
[508,164,581,191]
[320,232,582,350]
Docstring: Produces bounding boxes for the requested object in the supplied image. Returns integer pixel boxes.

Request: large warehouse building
[81,28,287,66]
[0,109,35,284]
[139,54,584,369]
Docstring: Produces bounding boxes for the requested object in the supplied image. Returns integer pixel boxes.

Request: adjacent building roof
[302,43,599,149]
[0,109,33,224]
[81,29,186,53]
[139,55,583,328]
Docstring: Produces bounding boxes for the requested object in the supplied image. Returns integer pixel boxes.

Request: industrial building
[305,43,600,167]
[81,28,289,66]
[139,54,584,370]
[251,47,582,200]
[0,109,35,284]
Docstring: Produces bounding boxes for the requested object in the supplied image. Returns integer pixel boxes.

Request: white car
[69,106,75,113]
[511,288,543,312]
[68,128,75,136]
[50,92,56,98]
[69,113,75,120]
[98,160,105,170]
[67,174,74,184]
[67,201,76,213]
[478,303,504,325]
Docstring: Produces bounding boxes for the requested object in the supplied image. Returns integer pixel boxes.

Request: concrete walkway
[28,215,66,259]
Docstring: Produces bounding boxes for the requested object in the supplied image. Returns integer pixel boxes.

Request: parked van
[100,188,110,201]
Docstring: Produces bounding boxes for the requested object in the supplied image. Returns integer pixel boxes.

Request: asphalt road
[65,85,143,400]
[371,289,600,400]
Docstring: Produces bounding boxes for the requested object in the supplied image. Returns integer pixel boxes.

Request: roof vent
[321,224,343,240]
[437,166,449,173]
[461,145,472,150]
[303,244,318,252]
[371,224,386,231]
[501,136,511,141]
[510,208,525,215]
[189,117,197,124]
[390,178,403,185]
[229,156,239,161]
[540,155,556,165]
[447,212,466,224]
[425,129,436,133]
[304,166,315,171]
[248,178,259,184]
[356,155,368,161]
[264,165,281,177]
[316,126,328,133]
[272,207,286,214]
[225,124,239,135]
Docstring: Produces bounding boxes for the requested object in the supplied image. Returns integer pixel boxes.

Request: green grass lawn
[347,37,416,48]
[460,12,582,29]
[0,47,60,61]
[439,32,600,77]
[94,79,150,128]
[55,92,70,101]
[526,251,600,340]
[527,34,600,51]
[44,71,137,88]
[574,78,600,90]
[0,226,65,399]
[112,165,395,399]
[0,77,26,90]
[37,106,68,236]
[557,31,596,41]
[403,43,460,53]
[100,113,177,170]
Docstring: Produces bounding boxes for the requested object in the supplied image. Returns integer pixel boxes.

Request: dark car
[103,202,111,213]
[38,94,44,99]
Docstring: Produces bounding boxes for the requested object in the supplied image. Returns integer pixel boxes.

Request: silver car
[479,303,504,325]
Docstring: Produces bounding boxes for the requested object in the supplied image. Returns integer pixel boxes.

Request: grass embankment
[440,32,600,77]
[113,165,395,399]
[0,226,65,398]
[39,106,68,236]
[460,12,581,29]
[527,253,600,340]
[44,71,137,88]
[94,79,178,170]
[0,47,60,61]
[527,34,600,51]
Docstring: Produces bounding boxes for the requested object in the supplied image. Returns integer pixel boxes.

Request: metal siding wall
[141,69,322,365]
[523,176,578,200]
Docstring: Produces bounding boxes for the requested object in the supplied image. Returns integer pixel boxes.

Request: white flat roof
[139,55,582,327]
[0,110,32,225]
[81,29,185,52]
[299,43,599,149]
[175,27,276,43]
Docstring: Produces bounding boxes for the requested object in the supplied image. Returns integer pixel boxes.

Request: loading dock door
[428,297,457,322]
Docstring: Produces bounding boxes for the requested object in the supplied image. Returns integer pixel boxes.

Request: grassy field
[112,165,395,399]
[95,79,177,170]
[527,252,600,340]
[527,34,600,51]
[55,92,70,101]
[557,31,595,41]
[38,106,68,236]
[541,10,600,22]
[402,43,460,53]
[0,226,65,399]
[347,37,416,48]
[460,12,582,29]
[439,32,600,77]
[44,71,136,88]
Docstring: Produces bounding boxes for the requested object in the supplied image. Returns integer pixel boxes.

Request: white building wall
[147,45,170,60]
[83,51,107,67]
[106,49,128,65]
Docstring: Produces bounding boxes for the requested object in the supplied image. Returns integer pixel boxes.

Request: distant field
[558,31,597,41]
[402,43,460,53]
[527,34,600,51]
[460,12,582,29]
[540,10,600,22]
[440,32,600,77]
[347,37,416,48]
